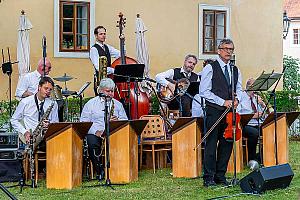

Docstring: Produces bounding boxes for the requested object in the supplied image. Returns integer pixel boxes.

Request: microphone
[42,35,47,58]
[98,92,111,98]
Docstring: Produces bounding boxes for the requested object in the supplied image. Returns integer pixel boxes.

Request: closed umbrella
[135,14,150,78]
[17,10,33,76]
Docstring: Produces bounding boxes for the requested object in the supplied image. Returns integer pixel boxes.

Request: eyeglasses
[219,47,234,52]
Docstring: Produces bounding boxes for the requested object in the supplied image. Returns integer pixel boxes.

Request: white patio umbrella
[17,10,33,77]
[135,14,150,78]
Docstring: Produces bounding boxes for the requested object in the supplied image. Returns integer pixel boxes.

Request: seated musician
[11,77,59,149]
[155,54,199,117]
[80,78,128,180]
[237,78,267,163]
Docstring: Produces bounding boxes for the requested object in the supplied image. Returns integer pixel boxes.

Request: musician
[199,38,242,187]
[90,25,121,95]
[237,78,266,162]
[11,77,59,144]
[15,58,52,99]
[80,78,127,180]
[155,54,199,117]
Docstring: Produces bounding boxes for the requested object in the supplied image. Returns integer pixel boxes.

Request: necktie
[39,102,44,120]
[250,96,257,113]
[224,65,230,85]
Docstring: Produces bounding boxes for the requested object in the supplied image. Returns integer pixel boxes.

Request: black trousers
[203,106,233,181]
[168,95,192,117]
[86,134,104,176]
[242,125,259,161]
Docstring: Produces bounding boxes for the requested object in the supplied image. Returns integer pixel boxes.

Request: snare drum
[51,85,63,100]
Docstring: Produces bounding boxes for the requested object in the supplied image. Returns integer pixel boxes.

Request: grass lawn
[2,140,300,200]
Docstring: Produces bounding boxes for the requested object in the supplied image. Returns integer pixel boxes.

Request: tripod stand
[1,48,18,131]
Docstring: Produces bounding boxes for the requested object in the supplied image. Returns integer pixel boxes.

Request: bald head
[37,58,52,75]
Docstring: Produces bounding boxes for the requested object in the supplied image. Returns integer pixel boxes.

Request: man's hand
[110,116,118,121]
[22,91,34,98]
[95,130,104,138]
[167,82,176,93]
[223,100,232,108]
[253,112,263,119]
[24,131,31,143]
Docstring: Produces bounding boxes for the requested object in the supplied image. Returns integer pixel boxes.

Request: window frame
[198,4,230,60]
[54,0,95,58]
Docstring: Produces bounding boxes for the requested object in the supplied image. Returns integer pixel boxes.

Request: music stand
[246,71,282,165]
[113,64,145,119]
[74,81,91,114]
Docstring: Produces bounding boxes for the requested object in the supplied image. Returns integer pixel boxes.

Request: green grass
[2,141,300,200]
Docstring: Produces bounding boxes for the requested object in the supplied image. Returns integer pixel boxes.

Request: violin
[224,112,242,141]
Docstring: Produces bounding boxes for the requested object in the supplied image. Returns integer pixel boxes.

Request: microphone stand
[42,36,47,77]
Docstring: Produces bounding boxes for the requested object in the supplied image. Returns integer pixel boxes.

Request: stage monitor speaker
[240,163,294,194]
[0,160,22,182]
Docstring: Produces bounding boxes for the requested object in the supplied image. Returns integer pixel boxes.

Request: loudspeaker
[0,160,22,182]
[240,163,294,194]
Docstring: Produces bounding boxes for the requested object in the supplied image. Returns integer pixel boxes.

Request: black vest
[207,60,238,110]
[93,43,112,67]
[173,68,198,82]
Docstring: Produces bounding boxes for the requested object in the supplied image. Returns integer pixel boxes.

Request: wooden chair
[35,150,46,185]
[139,115,172,173]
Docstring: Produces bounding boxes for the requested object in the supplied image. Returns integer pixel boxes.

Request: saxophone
[19,100,56,152]
[110,99,115,119]
[97,56,108,86]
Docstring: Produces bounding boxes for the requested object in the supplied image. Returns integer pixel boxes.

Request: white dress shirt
[237,91,264,126]
[11,95,59,135]
[15,70,42,99]
[191,94,204,117]
[155,67,200,86]
[199,56,243,106]
[89,41,121,75]
[80,96,128,135]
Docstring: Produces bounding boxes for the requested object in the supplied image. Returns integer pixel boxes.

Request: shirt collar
[217,56,229,69]
[96,41,105,48]
[34,70,42,78]
[180,67,191,77]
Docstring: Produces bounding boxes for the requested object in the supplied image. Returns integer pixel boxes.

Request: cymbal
[53,73,75,82]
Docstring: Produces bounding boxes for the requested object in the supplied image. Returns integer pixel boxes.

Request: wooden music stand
[262,112,300,167]
[108,119,147,184]
[227,114,253,173]
[44,122,92,189]
[171,117,202,178]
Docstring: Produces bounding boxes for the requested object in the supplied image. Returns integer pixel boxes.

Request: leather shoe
[203,179,217,187]
[214,178,230,186]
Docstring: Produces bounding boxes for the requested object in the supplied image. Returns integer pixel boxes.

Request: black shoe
[214,178,230,186]
[203,179,217,187]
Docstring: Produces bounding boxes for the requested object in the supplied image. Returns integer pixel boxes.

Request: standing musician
[80,78,127,180]
[155,54,199,117]
[15,58,52,99]
[89,26,121,96]
[11,77,59,146]
[237,78,266,162]
[199,38,242,187]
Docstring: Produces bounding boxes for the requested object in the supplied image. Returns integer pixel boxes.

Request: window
[60,1,90,52]
[293,29,299,44]
[199,4,230,59]
[203,10,226,54]
[54,0,95,58]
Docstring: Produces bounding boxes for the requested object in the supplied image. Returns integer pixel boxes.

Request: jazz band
[9,22,276,188]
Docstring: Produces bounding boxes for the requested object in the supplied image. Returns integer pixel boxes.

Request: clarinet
[29,131,36,188]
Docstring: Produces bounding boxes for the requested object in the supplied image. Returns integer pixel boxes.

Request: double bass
[111,12,150,119]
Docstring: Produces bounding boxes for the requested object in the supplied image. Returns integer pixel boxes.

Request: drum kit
[51,73,77,121]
